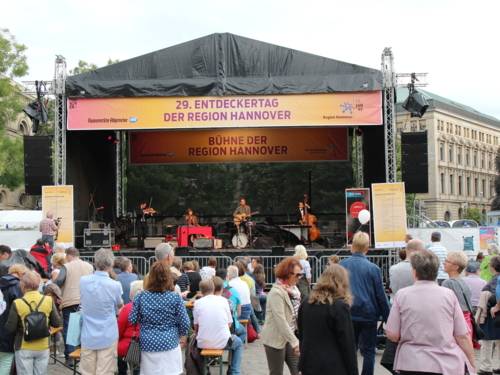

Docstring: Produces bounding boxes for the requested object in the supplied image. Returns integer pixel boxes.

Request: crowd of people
[0,232,498,375]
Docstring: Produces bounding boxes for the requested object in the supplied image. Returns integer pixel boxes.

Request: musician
[184,208,199,226]
[233,198,251,222]
[297,201,311,224]
[136,202,154,249]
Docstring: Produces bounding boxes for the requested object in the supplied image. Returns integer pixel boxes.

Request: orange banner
[129,128,348,164]
[68,92,382,130]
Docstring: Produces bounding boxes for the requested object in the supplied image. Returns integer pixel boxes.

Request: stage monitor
[24,136,53,195]
[401,131,428,194]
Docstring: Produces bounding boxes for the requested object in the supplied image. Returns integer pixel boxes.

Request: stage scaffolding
[53,55,67,186]
[54,49,398,218]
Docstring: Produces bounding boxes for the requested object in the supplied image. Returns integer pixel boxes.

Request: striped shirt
[428,242,448,280]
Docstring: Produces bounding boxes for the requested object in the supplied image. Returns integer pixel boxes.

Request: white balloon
[358,209,371,225]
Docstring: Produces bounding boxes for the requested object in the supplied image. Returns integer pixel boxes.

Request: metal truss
[53,56,67,185]
[381,48,397,183]
[354,130,364,187]
[115,131,126,217]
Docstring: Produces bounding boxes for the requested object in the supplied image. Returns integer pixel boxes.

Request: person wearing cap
[427,231,448,284]
[463,261,486,312]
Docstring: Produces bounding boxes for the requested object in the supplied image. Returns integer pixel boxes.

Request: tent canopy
[66,33,383,98]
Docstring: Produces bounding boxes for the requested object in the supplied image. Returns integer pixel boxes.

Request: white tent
[0,210,43,250]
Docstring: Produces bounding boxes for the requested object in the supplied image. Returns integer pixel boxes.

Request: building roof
[396,87,500,128]
[66,32,383,98]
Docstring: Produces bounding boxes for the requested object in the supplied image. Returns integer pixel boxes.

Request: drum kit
[231,220,256,249]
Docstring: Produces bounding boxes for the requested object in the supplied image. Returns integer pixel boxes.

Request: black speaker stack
[401,131,428,194]
[23,136,53,195]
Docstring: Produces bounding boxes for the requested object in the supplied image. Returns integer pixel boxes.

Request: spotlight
[402,89,429,118]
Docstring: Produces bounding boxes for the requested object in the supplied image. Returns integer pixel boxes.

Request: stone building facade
[396,89,500,222]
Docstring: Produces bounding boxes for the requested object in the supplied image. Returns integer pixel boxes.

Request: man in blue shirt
[116,257,138,304]
[340,232,390,375]
[80,248,123,375]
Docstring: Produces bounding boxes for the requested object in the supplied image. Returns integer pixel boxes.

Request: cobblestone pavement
[48,339,390,374]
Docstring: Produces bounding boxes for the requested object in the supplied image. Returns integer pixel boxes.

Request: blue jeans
[235,323,246,344]
[352,320,377,375]
[41,234,54,249]
[62,305,79,359]
[240,304,252,320]
[228,335,243,375]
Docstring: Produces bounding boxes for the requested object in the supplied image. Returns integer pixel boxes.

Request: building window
[474,178,478,196]
[481,152,485,169]
[458,207,463,219]
[466,149,470,166]
[449,145,454,163]
[482,179,486,197]
[449,174,454,194]
[489,154,493,170]
[458,176,463,195]
[444,211,451,221]
[439,143,445,161]
[457,147,462,165]
[441,173,445,194]
[474,151,478,167]
[466,177,471,196]
[419,120,426,131]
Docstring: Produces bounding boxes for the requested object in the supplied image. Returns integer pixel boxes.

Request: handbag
[66,311,82,347]
[457,281,485,340]
[125,334,141,367]
[380,339,398,374]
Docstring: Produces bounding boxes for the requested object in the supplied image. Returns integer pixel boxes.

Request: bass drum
[232,233,248,249]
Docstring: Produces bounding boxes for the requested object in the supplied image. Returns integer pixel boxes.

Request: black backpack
[21,296,50,341]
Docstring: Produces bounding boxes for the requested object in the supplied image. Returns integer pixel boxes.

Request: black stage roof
[66,33,383,98]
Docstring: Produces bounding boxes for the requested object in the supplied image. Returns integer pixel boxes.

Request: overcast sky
[2,0,499,118]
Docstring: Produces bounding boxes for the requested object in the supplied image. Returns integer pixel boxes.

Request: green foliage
[69,60,98,75]
[107,58,120,65]
[127,162,353,220]
[0,29,28,189]
[0,136,24,189]
[463,207,482,224]
[0,29,28,131]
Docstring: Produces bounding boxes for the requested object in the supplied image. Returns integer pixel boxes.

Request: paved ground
[48,339,390,374]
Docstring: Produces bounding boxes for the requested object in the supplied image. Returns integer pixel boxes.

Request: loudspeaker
[402,131,428,193]
[24,136,53,195]
[271,246,285,256]
[193,238,214,249]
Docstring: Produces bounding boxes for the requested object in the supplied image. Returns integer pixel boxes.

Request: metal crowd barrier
[148,255,233,272]
[317,253,395,285]
[80,252,396,286]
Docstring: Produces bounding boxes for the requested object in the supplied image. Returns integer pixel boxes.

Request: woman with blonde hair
[297,264,357,375]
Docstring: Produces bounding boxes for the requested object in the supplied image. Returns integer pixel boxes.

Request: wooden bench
[200,349,225,375]
[239,319,249,346]
[49,327,63,365]
[69,348,81,375]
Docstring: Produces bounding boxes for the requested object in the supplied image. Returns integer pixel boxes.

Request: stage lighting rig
[401,73,429,118]
[22,80,49,133]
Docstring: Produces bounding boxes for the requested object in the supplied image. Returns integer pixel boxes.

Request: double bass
[303,194,320,242]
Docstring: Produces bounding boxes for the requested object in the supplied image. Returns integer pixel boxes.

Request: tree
[69,60,98,75]
[463,207,482,224]
[0,29,28,189]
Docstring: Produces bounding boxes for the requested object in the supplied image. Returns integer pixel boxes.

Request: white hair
[130,280,144,300]
[227,265,239,280]
[94,248,114,271]
[294,245,308,260]
[155,243,174,261]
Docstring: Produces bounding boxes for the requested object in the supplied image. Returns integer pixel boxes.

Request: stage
[50,33,395,251]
